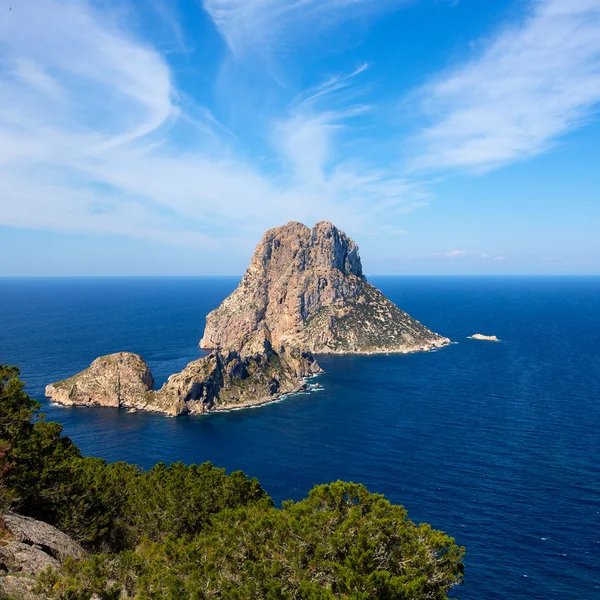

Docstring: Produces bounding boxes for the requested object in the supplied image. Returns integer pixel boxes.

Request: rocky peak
[309,221,363,277]
[201,221,448,355]
[251,221,362,279]
[253,221,363,277]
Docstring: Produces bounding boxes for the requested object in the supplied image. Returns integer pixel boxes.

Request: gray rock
[0,541,60,576]
[0,575,39,600]
[2,513,84,563]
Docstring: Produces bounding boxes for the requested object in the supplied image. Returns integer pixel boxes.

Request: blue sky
[0,0,599,275]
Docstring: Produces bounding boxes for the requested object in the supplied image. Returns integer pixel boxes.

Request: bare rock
[155,347,321,414]
[45,352,154,409]
[2,513,84,564]
[0,513,86,597]
[0,542,60,577]
[0,575,39,600]
[201,221,449,355]
[44,222,448,416]
[45,348,320,416]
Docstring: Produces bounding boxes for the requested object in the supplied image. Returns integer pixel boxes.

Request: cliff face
[155,347,320,415]
[46,221,448,416]
[201,221,448,354]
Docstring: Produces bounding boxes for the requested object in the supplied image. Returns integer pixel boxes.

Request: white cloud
[445,249,467,257]
[274,64,372,185]
[202,0,406,55]
[0,2,420,254]
[412,0,600,171]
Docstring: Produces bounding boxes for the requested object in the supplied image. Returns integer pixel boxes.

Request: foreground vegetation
[1,364,464,599]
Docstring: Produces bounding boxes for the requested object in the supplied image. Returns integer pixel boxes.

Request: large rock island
[46,221,449,415]
[202,221,448,355]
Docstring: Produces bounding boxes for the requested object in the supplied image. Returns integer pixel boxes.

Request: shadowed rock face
[155,347,321,415]
[46,221,448,416]
[2,513,85,564]
[201,221,449,354]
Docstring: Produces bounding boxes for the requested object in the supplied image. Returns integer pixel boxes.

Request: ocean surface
[1,276,599,599]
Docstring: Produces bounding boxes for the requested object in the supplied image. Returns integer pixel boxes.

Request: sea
[1,276,599,600]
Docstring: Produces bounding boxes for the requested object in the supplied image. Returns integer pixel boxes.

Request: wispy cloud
[0,1,421,253]
[202,0,407,55]
[412,0,600,171]
[5,0,595,272]
[274,64,372,185]
[381,225,408,235]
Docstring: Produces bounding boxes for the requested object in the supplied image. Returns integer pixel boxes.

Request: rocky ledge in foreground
[46,221,448,416]
[0,512,85,598]
[201,221,449,355]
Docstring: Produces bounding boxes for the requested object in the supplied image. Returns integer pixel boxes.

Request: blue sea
[1,276,599,599]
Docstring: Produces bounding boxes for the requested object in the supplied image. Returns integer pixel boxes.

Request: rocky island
[46,221,449,415]
[468,334,500,342]
[201,221,448,355]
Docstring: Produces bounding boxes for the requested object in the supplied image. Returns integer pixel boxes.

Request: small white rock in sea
[468,333,500,342]
[128,408,137,413]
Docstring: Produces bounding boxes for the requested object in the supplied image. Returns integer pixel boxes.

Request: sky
[0,0,599,276]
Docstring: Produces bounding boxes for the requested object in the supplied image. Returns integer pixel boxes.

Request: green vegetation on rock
[1,364,464,599]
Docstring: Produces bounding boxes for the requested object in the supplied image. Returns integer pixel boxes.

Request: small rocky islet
[468,333,500,342]
[45,221,450,416]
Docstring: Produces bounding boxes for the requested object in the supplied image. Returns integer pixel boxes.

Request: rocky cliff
[201,221,449,354]
[46,348,320,417]
[155,347,320,415]
[46,221,448,416]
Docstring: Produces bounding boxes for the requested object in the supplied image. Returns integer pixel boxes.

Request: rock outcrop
[46,348,321,416]
[0,574,39,600]
[46,221,448,416]
[155,347,320,414]
[1,512,85,598]
[45,353,154,409]
[468,334,499,342]
[1,513,85,564]
[201,221,449,354]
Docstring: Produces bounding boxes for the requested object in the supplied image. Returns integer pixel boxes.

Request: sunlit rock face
[201,221,449,355]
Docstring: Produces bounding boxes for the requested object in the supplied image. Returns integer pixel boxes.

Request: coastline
[202,378,324,415]
[313,337,451,355]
